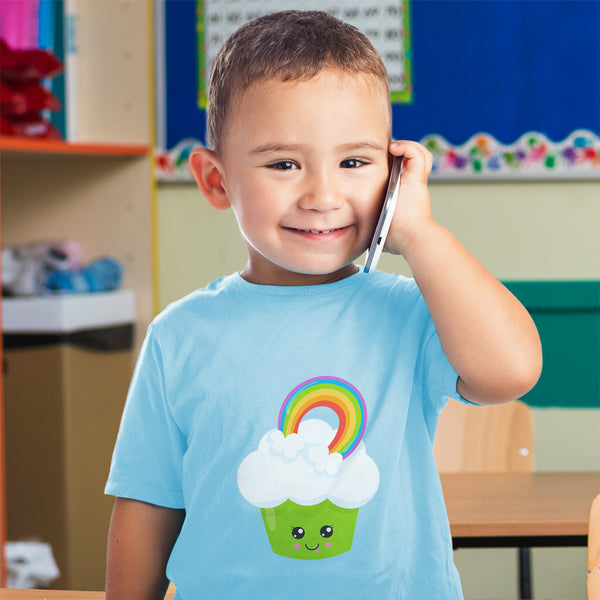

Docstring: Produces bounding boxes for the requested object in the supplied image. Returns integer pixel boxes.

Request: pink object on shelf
[0,0,40,50]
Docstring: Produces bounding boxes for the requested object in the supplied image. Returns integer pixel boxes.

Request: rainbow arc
[278,377,367,460]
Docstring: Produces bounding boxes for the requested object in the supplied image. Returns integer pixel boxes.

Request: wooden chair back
[589,493,600,600]
[434,399,534,473]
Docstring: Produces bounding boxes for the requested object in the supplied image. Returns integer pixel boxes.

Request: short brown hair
[207,10,390,155]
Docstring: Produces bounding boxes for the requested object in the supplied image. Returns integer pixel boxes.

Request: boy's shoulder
[364,269,418,293]
[151,273,238,328]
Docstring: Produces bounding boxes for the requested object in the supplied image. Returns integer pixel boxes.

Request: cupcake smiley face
[292,523,333,553]
[293,523,332,553]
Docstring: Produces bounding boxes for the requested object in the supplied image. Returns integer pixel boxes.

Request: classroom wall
[156,178,599,599]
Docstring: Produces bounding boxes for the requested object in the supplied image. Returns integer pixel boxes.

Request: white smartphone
[364,156,404,273]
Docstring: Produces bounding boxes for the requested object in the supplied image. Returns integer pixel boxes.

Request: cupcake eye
[320,525,333,538]
[291,526,305,539]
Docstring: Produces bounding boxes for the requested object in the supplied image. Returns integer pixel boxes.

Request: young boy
[105,11,541,600]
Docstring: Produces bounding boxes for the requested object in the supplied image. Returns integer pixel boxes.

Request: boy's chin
[288,255,363,276]
[282,264,359,285]
[244,264,358,286]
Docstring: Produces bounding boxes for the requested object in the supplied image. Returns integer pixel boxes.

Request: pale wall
[157,179,600,599]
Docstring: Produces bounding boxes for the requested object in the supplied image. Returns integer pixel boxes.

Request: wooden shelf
[0,136,149,158]
[1,1,155,587]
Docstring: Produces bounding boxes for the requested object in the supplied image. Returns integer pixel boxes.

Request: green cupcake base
[261,499,359,560]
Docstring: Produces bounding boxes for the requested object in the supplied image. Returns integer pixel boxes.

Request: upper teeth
[308,229,331,234]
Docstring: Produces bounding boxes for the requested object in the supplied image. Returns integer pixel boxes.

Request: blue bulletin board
[156,0,600,180]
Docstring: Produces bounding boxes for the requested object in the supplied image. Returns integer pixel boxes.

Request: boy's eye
[268,160,297,171]
[340,158,366,169]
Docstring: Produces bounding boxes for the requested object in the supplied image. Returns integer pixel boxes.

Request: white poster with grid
[198,1,412,107]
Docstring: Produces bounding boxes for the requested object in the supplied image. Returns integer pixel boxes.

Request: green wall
[506,281,600,408]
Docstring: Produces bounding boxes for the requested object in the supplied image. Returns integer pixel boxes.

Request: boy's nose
[298,170,343,212]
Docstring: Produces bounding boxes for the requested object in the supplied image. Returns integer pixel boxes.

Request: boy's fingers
[389,140,433,178]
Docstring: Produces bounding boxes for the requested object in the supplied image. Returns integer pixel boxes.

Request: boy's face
[217,69,391,286]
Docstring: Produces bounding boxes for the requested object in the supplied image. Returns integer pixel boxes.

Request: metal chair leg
[519,546,532,599]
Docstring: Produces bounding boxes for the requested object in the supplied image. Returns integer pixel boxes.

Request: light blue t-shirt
[106,269,465,599]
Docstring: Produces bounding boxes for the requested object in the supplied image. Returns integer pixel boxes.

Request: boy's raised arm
[106,497,185,600]
[386,141,543,405]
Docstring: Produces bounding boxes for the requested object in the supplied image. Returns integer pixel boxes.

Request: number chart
[197,1,412,108]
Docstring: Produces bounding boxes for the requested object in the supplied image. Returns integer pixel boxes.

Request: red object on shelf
[0,40,62,81]
[0,40,63,139]
[1,79,61,115]
[0,79,26,113]
[1,114,62,139]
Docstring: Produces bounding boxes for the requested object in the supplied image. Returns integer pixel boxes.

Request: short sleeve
[420,328,460,412]
[416,315,476,416]
[105,324,186,508]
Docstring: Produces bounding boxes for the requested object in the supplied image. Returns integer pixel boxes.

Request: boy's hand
[383,140,435,257]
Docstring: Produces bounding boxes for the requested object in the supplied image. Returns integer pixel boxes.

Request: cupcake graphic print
[237,377,380,560]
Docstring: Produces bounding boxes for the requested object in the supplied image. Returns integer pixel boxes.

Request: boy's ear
[189,148,230,210]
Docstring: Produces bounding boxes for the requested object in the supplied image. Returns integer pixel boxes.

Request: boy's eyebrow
[336,141,387,153]
[249,141,387,155]
[249,143,304,156]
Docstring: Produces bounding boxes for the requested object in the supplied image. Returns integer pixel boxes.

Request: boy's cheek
[360,208,383,252]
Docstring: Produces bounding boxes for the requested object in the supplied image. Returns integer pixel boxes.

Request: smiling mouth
[305,543,320,551]
[284,226,351,235]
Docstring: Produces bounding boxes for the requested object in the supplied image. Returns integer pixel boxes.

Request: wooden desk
[0,590,176,599]
[441,471,600,548]
[0,593,104,599]
[2,474,598,599]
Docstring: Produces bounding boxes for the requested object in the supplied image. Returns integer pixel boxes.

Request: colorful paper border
[424,129,600,180]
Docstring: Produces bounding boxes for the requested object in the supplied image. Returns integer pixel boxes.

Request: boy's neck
[239,262,360,286]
